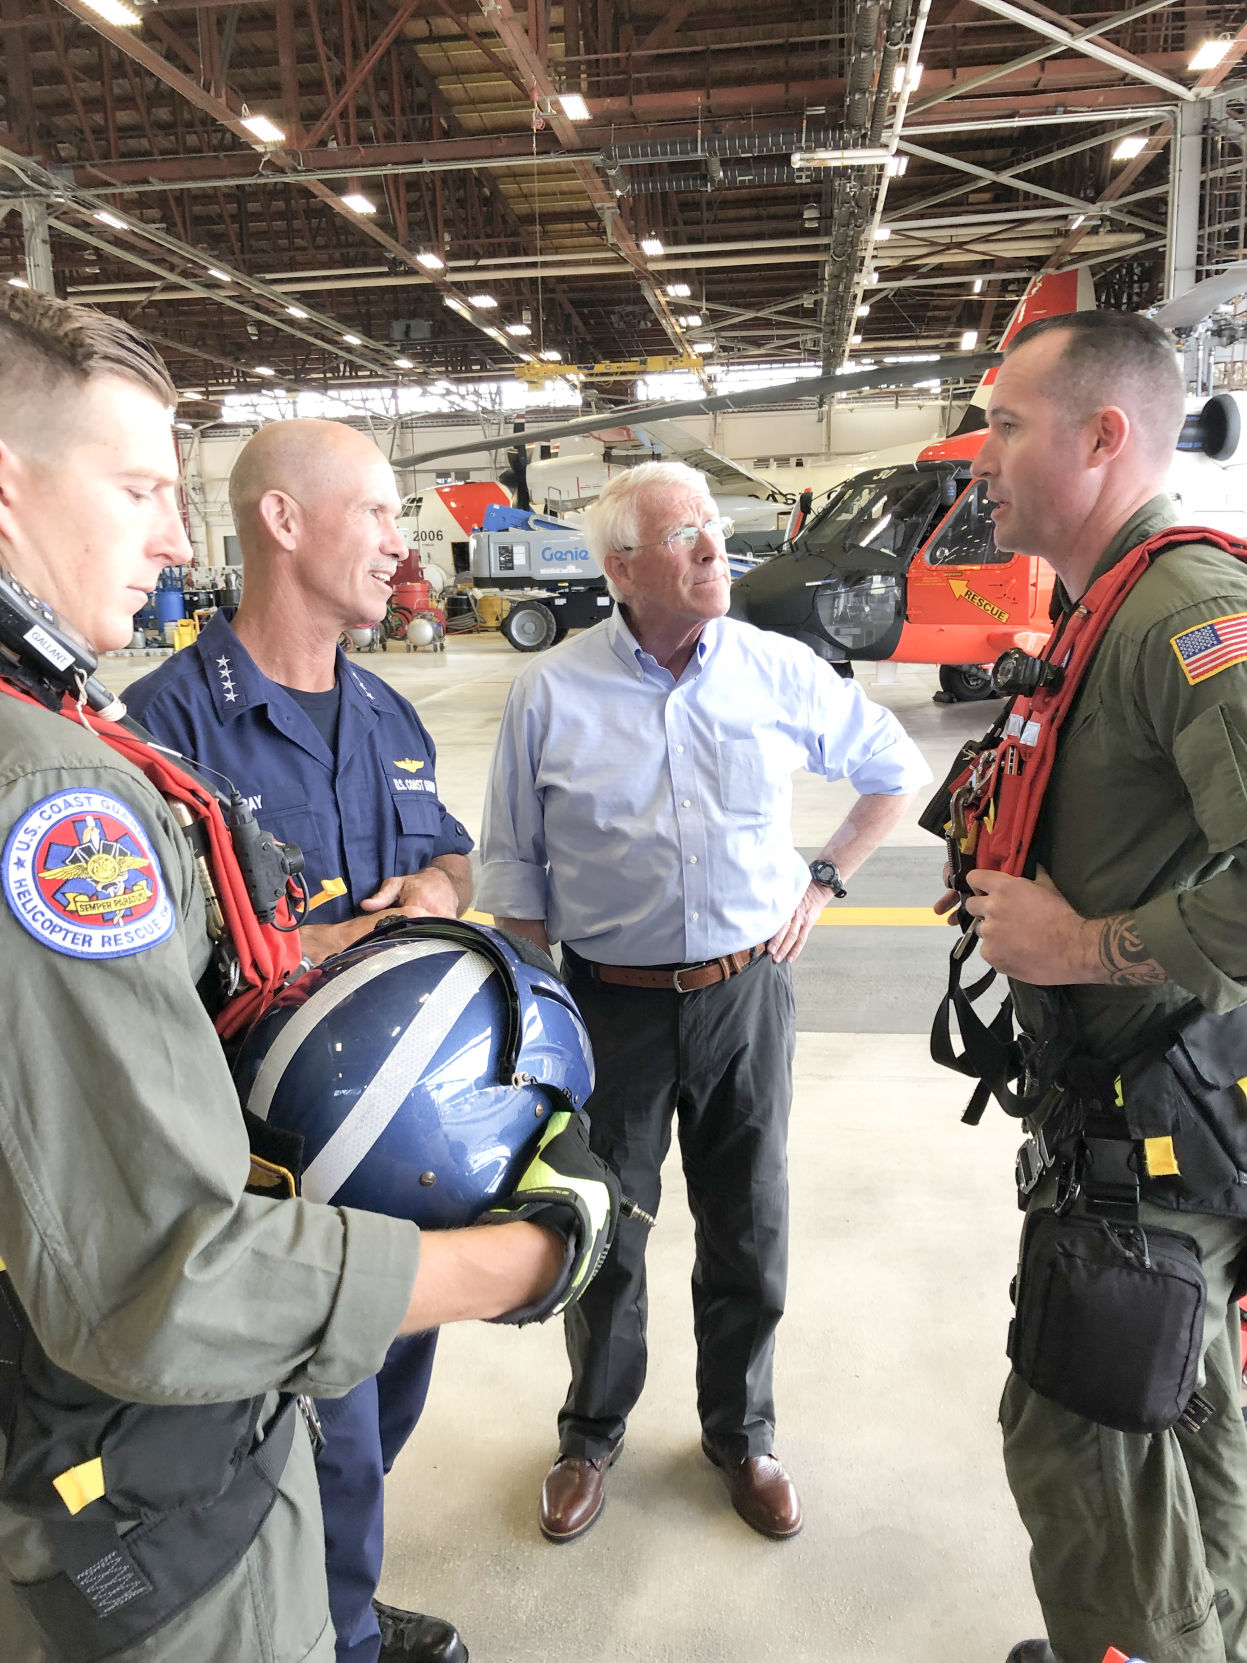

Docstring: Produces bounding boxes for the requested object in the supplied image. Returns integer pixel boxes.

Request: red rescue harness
[946,525,1247,887]
[1,678,302,1038]
[932,525,1247,1121]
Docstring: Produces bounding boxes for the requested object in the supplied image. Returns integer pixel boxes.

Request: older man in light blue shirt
[480,460,931,1547]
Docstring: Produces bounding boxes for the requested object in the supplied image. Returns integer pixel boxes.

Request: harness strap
[930,525,1247,1119]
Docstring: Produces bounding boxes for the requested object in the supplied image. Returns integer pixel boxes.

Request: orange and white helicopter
[731,265,1247,698]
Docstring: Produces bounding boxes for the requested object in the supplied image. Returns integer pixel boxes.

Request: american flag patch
[1170,613,1247,684]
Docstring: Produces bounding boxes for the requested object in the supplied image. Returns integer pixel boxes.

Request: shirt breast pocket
[261,804,327,884]
[391,790,442,863]
[715,739,768,816]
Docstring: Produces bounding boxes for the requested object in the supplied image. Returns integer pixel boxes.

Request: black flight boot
[1005,1644,1059,1663]
[373,1601,468,1663]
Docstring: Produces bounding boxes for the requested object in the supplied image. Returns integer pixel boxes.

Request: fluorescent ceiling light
[692,340,715,352]
[559,93,591,121]
[791,147,891,168]
[485,328,506,342]
[417,251,445,271]
[851,333,863,345]
[888,154,909,176]
[254,365,276,376]
[93,210,127,230]
[1190,39,1232,72]
[7,276,29,289]
[641,236,665,257]
[677,313,703,328]
[394,357,414,369]
[875,226,892,240]
[285,305,308,319]
[972,277,983,294]
[866,269,879,285]
[505,322,531,337]
[664,283,691,298]
[208,267,231,282]
[467,294,497,308]
[241,114,285,144]
[1112,135,1147,161]
[909,62,924,90]
[1069,213,1087,230]
[443,296,469,316]
[84,0,142,24]
[340,193,376,215]
[856,303,871,317]
[960,330,979,350]
[342,333,362,345]
[539,349,563,362]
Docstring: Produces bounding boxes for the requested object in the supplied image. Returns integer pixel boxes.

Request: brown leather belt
[586,944,768,994]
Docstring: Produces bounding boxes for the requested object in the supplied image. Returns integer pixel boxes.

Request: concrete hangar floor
[101,637,1044,1663]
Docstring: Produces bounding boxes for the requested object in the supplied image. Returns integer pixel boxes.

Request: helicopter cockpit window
[800,468,947,564]
[924,478,1014,567]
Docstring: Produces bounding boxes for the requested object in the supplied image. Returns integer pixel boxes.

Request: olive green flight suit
[1006,497,1247,1663]
[0,692,423,1663]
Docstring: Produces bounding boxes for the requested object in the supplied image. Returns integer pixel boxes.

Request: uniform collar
[1053,493,1178,616]
[605,605,720,675]
[193,609,394,725]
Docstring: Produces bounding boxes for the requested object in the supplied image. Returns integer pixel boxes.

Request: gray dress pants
[557,947,796,1466]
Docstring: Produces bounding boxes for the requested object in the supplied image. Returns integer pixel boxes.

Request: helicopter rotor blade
[390,352,1002,470]
[1151,262,1247,333]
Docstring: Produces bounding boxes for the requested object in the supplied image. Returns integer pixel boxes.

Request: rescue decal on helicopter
[947,578,1010,623]
[3,789,174,959]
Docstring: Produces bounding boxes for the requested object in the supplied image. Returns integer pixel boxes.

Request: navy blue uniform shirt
[127,610,473,925]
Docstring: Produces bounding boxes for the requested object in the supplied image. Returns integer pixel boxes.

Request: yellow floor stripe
[815,906,947,927]
[465,906,946,929]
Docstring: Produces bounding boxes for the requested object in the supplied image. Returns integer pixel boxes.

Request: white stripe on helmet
[299,948,497,1202]
[245,939,452,1126]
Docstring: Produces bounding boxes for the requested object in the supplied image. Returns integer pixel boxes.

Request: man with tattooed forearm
[936,310,1247,1663]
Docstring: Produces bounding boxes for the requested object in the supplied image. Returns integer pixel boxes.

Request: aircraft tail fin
[954,268,1097,432]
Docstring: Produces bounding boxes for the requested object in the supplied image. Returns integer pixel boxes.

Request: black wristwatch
[809,859,847,898]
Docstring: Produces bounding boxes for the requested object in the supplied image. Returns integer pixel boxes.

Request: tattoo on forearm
[1096,915,1169,986]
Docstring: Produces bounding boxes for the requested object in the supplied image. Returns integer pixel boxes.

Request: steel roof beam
[968,0,1196,103]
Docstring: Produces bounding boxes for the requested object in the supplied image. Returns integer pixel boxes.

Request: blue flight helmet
[232,918,595,1228]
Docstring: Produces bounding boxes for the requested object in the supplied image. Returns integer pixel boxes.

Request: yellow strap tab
[0,1257,5,1272]
[1144,1136,1181,1178]
[53,1457,105,1517]
[247,1154,297,1198]
[1238,1076,1247,1102]
[1114,1076,1125,1109]
[304,876,348,914]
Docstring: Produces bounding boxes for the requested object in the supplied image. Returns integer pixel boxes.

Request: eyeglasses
[623,515,735,554]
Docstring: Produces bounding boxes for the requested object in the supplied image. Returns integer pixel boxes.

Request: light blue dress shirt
[478,609,932,965]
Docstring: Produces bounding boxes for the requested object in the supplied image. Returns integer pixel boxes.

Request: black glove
[480,1109,621,1325]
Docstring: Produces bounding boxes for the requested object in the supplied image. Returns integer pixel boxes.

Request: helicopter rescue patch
[1171,613,1247,686]
[3,789,174,960]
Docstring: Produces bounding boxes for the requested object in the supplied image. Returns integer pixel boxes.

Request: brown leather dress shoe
[538,1442,623,1543]
[703,1441,803,1539]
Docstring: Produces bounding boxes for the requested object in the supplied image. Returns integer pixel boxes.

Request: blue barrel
[154,588,186,632]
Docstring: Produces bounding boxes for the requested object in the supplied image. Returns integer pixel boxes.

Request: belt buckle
[671,965,695,994]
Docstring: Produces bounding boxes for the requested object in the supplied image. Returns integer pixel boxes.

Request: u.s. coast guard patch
[3,789,174,959]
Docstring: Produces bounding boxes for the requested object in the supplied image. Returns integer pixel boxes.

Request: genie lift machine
[468,505,613,652]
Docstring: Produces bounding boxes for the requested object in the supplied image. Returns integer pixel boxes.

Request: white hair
[582,461,712,601]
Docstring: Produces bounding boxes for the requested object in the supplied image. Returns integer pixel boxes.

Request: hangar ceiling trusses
[0,0,1244,398]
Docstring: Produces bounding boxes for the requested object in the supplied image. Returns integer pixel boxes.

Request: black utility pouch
[1008,1207,1206,1434]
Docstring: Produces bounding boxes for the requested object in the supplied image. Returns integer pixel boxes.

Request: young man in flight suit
[0,288,614,1663]
[945,312,1247,1663]
[127,420,473,1663]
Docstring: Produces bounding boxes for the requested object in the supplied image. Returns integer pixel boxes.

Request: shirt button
[691,911,700,921]
[682,798,691,808]
[689,855,698,864]
[676,745,684,754]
